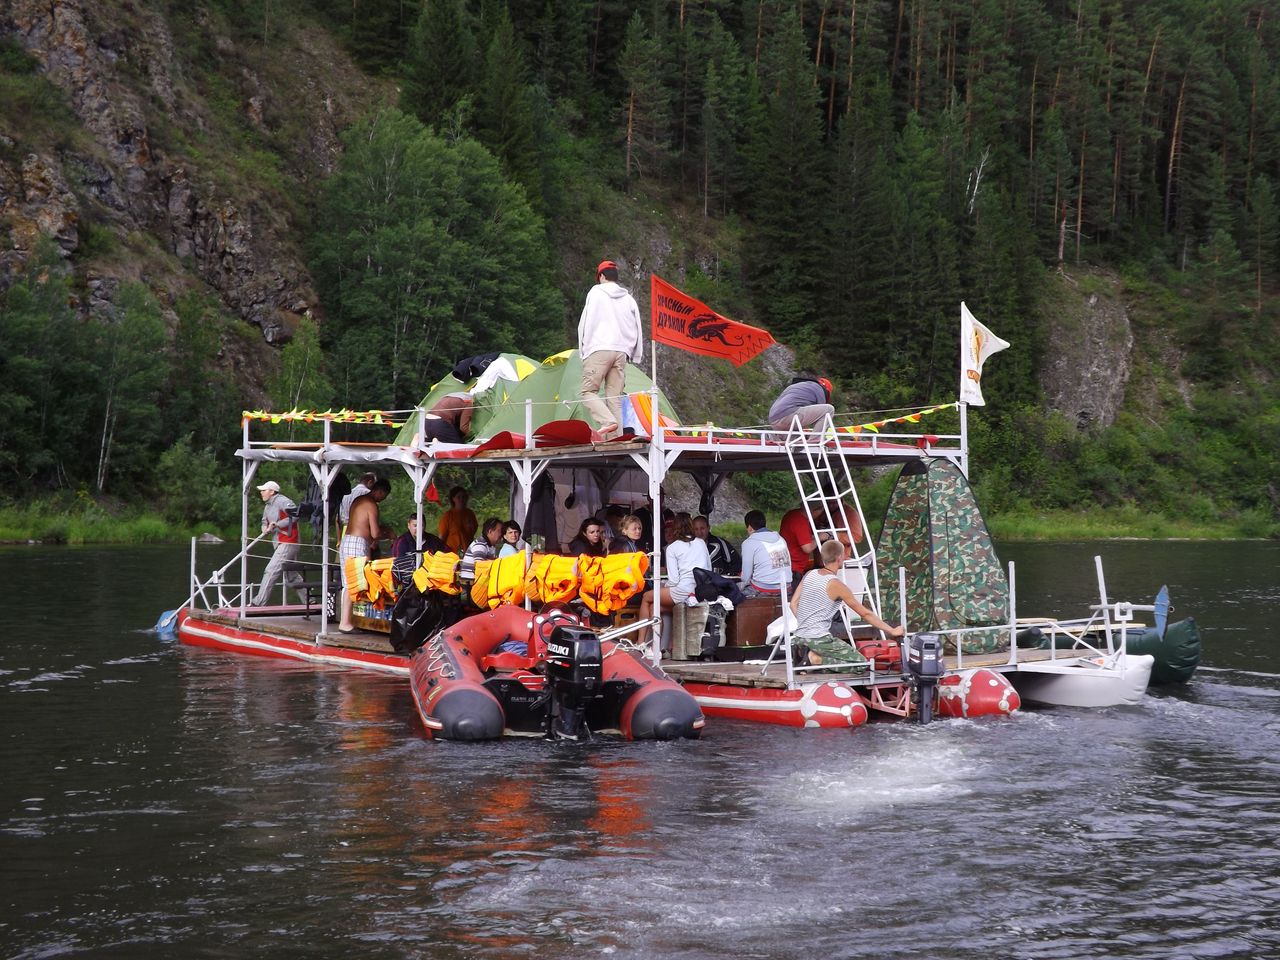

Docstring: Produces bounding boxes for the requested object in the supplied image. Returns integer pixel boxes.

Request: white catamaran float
[167,299,1199,736]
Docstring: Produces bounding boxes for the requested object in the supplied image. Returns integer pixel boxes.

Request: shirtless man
[339,478,392,632]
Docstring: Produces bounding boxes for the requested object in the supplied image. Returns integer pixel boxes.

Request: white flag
[959,302,1009,406]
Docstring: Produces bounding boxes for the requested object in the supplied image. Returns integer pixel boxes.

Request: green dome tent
[396,350,679,444]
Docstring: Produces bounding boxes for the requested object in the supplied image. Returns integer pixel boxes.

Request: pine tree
[618,11,673,186]
[743,8,828,340]
[402,0,478,130]
[475,5,540,198]
[825,74,897,378]
[1245,173,1279,311]
[698,15,753,215]
[889,111,960,398]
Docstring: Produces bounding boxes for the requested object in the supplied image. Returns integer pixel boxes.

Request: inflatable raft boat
[409,604,705,741]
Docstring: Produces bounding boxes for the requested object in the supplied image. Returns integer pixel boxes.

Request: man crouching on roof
[578,259,643,440]
[339,478,392,633]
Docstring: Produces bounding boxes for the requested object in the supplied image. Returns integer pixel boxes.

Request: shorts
[340,535,370,586]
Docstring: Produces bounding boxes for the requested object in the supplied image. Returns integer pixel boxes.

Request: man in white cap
[252,480,304,607]
[577,258,643,439]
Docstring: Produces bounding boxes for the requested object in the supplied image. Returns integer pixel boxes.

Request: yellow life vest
[469,558,494,609]
[423,551,462,595]
[365,557,396,607]
[525,553,580,604]
[484,552,528,609]
[412,557,432,594]
[579,551,649,614]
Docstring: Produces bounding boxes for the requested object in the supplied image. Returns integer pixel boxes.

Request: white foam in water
[769,731,977,824]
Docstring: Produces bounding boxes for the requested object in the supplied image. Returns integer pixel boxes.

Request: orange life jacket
[485,552,528,609]
[469,559,494,609]
[525,553,580,604]
[364,557,396,607]
[423,551,462,595]
[579,551,649,615]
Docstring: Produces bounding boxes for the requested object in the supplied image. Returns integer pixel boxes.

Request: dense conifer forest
[0,0,1277,537]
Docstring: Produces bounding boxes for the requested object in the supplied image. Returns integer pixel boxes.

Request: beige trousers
[580,350,626,432]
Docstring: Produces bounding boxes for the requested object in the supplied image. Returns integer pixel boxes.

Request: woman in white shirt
[637,514,711,650]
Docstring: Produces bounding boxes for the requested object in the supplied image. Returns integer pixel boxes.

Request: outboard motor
[544,625,604,740]
[907,632,945,724]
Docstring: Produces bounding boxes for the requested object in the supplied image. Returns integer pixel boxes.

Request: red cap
[818,377,833,397]
[596,260,617,275]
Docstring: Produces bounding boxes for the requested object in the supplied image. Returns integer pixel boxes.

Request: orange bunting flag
[650,275,775,367]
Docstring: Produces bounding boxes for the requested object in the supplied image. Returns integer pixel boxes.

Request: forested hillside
[1,0,1277,537]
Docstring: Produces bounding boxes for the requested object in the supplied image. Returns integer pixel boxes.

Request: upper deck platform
[235,416,965,475]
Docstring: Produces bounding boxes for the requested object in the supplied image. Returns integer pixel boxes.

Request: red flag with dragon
[650,275,775,367]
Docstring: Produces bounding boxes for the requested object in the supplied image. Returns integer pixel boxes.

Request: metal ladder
[781,414,884,638]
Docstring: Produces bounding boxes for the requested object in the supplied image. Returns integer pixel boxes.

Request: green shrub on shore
[0,494,231,545]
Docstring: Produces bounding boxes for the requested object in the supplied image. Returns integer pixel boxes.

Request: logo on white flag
[959,302,1009,406]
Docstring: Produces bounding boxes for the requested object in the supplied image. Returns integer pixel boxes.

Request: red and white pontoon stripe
[176,611,408,676]
[683,680,869,728]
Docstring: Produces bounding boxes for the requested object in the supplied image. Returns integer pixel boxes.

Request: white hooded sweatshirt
[578,281,644,364]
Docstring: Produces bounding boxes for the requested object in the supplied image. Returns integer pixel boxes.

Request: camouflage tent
[875,458,1009,654]
[395,350,678,444]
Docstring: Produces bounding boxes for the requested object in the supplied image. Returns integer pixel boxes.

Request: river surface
[1,541,1277,959]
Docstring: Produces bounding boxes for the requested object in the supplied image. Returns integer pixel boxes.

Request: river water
[1,541,1277,959]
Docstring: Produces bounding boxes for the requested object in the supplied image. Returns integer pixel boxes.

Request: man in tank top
[790,540,903,667]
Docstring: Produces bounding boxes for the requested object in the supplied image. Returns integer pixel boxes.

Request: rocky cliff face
[0,0,379,353]
[1039,269,1134,430]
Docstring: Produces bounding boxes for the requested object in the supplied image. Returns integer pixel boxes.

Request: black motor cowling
[907,632,945,724]
[545,626,604,740]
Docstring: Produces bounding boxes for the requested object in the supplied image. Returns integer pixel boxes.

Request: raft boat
[408,604,703,741]
[166,342,1197,735]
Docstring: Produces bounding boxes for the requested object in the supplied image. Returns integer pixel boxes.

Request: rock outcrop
[1,0,377,347]
[1039,270,1134,430]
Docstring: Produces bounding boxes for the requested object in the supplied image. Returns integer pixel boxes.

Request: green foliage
[618,11,673,186]
[310,108,563,408]
[0,37,80,157]
[474,6,540,198]
[156,435,241,527]
[0,241,100,487]
[402,0,478,128]
[743,10,825,340]
[735,471,797,519]
[165,293,242,453]
[268,314,332,411]
[92,283,170,493]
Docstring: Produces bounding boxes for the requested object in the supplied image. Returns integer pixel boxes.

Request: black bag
[391,550,419,587]
[452,351,500,382]
[693,567,744,606]
[298,471,352,525]
[389,583,446,654]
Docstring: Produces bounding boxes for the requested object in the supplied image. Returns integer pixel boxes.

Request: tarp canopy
[875,458,1009,654]
[395,350,679,445]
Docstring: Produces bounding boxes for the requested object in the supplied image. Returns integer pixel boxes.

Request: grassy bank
[2,495,1271,547]
[986,506,1275,541]
[0,496,231,546]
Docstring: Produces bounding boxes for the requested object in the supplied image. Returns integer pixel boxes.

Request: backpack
[297,471,352,525]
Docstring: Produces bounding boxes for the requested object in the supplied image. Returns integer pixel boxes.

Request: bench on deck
[282,561,340,618]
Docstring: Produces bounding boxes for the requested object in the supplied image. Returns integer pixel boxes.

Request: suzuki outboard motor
[545,626,604,740]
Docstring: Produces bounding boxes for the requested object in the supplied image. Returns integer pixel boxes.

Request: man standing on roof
[578,259,644,440]
[768,374,834,432]
[252,481,305,607]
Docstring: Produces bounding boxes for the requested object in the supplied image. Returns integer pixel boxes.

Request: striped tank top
[794,570,840,639]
